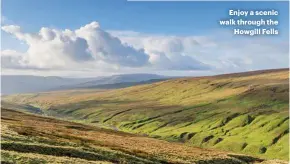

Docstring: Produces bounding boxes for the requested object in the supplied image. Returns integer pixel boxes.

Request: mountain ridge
[1,73,168,95]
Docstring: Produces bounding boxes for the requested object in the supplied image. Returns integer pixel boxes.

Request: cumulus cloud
[108,32,211,70]
[148,51,209,70]
[2,25,92,69]
[110,30,288,73]
[1,50,26,69]
[1,22,151,70]
[2,22,210,71]
[2,21,287,76]
[75,22,149,67]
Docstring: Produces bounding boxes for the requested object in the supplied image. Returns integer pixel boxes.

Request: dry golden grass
[1,108,277,164]
[2,68,289,162]
[3,69,288,108]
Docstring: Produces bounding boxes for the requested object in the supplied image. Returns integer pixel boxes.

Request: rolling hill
[1,74,167,95]
[2,108,275,164]
[2,68,289,162]
[58,74,167,89]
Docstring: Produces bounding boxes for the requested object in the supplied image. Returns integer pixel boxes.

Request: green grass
[2,108,274,164]
[2,68,289,161]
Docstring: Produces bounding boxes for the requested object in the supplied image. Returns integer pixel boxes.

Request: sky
[1,0,289,77]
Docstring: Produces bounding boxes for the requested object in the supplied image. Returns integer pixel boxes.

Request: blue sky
[1,0,289,77]
[2,0,289,35]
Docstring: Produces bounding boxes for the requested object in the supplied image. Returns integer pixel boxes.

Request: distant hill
[2,68,289,161]
[1,74,168,95]
[1,75,93,95]
[71,79,168,90]
[55,74,168,90]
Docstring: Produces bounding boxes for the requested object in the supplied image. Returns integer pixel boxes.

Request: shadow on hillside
[196,158,241,164]
[195,154,264,164]
[47,99,174,115]
[1,161,13,164]
[1,142,169,164]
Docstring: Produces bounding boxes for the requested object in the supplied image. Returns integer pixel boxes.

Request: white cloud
[2,21,288,76]
[108,32,212,70]
[1,22,148,70]
[110,30,288,73]
[2,22,210,72]
[1,50,26,69]
[75,22,149,67]
[2,25,92,69]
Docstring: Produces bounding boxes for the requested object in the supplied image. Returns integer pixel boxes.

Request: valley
[2,68,289,163]
[1,108,284,164]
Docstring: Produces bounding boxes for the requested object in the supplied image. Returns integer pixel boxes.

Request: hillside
[2,108,274,164]
[2,68,289,161]
[57,79,167,90]
[0,75,92,95]
[58,74,168,89]
[1,74,167,95]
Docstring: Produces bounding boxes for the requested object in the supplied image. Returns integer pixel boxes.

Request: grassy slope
[2,68,289,161]
[1,108,271,164]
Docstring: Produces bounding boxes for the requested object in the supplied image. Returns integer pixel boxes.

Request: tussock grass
[2,68,289,161]
[1,108,271,164]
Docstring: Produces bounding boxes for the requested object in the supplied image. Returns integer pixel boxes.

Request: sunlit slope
[2,108,272,164]
[3,68,289,160]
